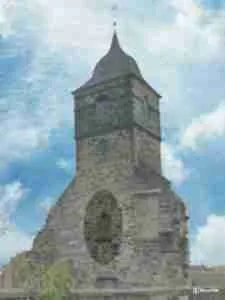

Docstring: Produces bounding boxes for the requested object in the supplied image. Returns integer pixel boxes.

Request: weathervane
[112,3,119,31]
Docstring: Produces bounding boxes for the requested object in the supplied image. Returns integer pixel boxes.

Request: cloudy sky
[0,0,225,267]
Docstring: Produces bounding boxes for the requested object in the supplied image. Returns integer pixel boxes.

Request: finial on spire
[112,3,118,32]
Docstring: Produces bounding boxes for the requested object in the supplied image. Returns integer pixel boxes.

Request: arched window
[96,212,112,242]
[95,94,113,124]
[84,190,122,265]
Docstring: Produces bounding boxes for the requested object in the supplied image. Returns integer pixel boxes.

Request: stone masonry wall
[7,75,189,291]
[133,127,162,174]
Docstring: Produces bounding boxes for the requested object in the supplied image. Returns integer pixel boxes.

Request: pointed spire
[74,30,143,93]
[110,30,121,51]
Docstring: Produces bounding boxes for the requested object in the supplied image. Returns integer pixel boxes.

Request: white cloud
[0,1,13,38]
[161,143,190,185]
[143,0,225,64]
[181,102,225,150]
[0,181,28,234]
[191,214,225,266]
[56,158,73,173]
[0,94,72,170]
[0,228,33,266]
[36,0,110,51]
[0,181,33,265]
[39,196,54,214]
[0,0,44,39]
[27,0,225,71]
[0,112,47,169]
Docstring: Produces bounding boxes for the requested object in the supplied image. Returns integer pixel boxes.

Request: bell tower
[74,32,162,178]
[69,32,189,288]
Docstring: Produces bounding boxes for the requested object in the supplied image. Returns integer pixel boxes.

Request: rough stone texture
[0,83,189,293]
[133,127,161,174]
[189,266,225,288]
[26,73,188,290]
[0,34,189,300]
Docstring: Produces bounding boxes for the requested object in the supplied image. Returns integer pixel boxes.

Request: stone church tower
[32,32,189,290]
[2,32,189,295]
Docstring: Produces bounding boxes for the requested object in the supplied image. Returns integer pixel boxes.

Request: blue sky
[0,0,225,266]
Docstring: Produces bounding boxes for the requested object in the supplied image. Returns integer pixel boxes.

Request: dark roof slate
[75,32,143,94]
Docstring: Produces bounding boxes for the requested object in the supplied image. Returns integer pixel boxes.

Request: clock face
[84,191,122,265]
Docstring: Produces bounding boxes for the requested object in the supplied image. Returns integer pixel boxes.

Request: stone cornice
[72,74,130,97]
[132,94,160,114]
[72,73,161,99]
[128,73,162,99]
[134,122,161,141]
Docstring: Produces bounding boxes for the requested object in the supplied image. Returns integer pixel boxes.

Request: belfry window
[144,96,152,122]
[96,94,110,102]
[95,94,111,118]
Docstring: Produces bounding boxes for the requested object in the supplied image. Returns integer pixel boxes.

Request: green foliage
[8,252,74,299]
[11,253,31,287]
[9,252,47,290]
[40,259,73,300]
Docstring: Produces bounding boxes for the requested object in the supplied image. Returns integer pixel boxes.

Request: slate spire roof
[75,31,143,93]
